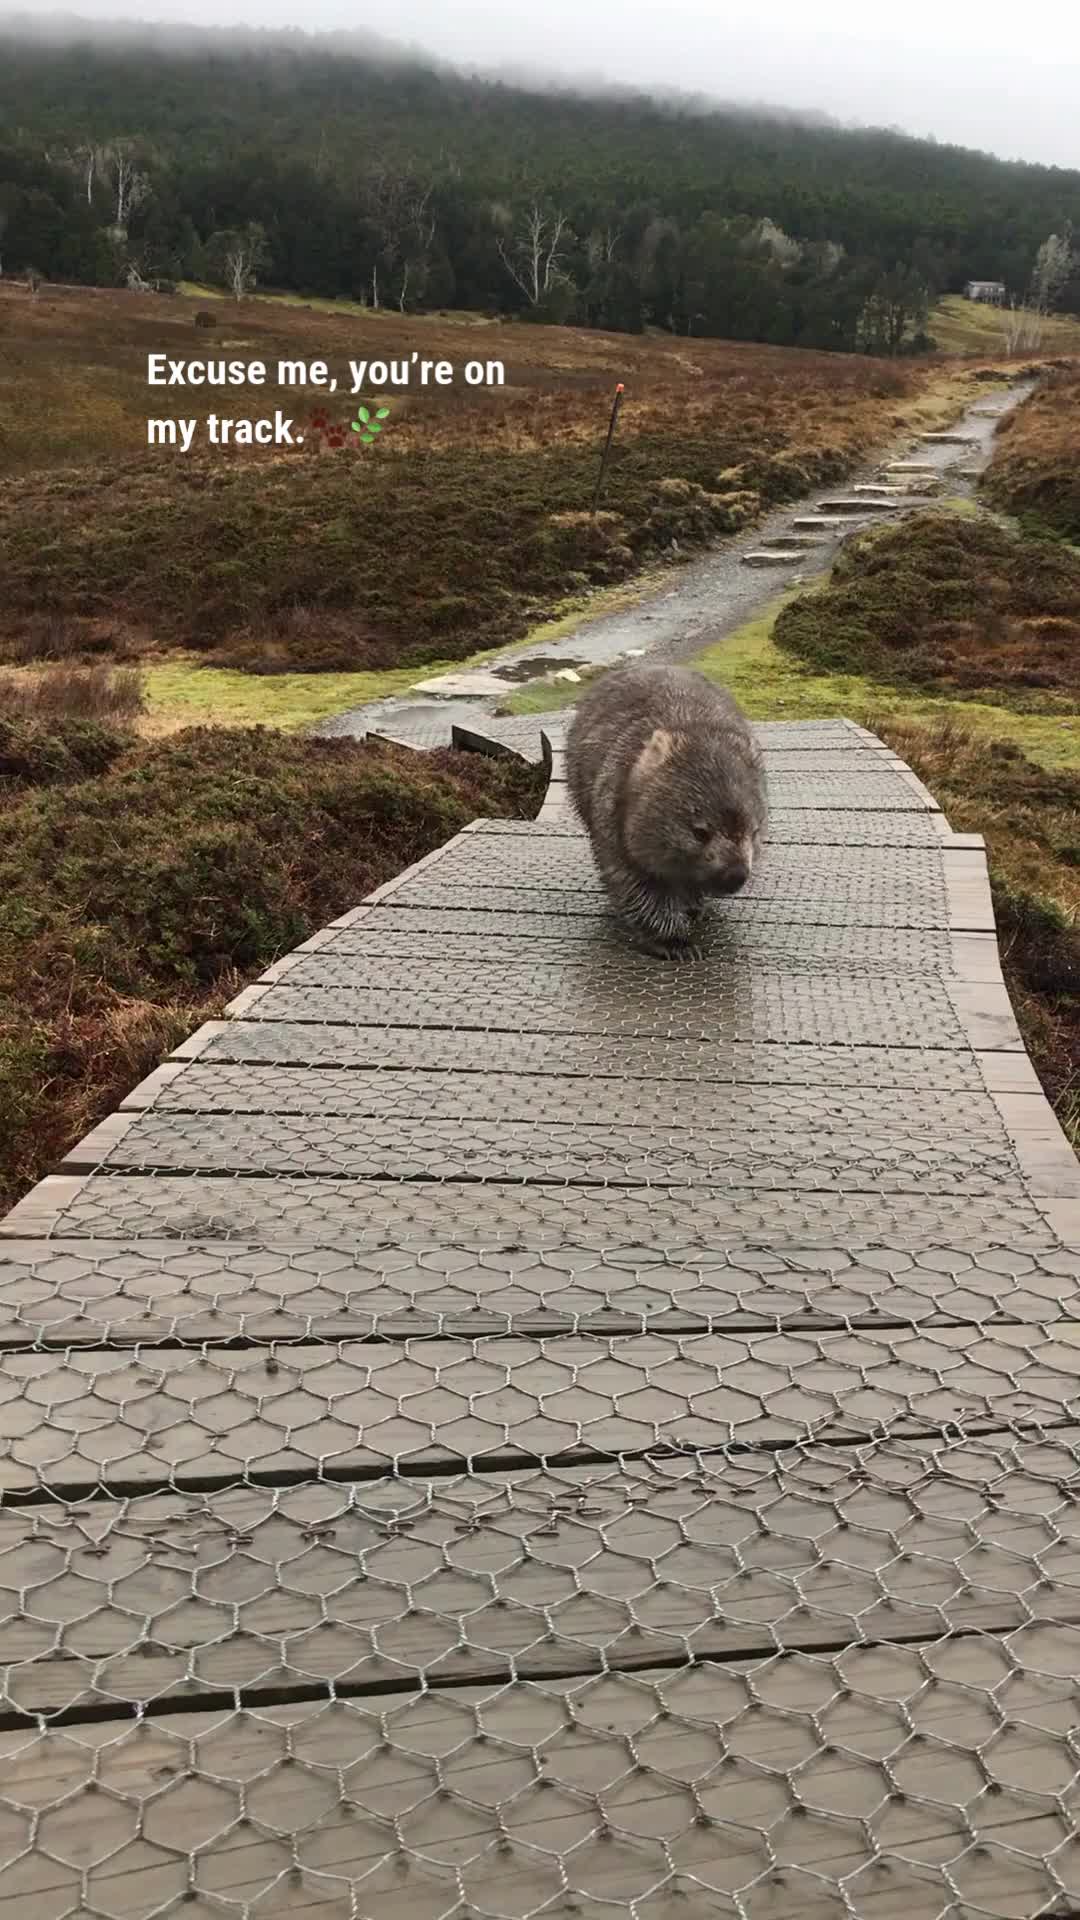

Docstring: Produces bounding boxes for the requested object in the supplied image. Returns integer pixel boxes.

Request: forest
[1,16,1079,351]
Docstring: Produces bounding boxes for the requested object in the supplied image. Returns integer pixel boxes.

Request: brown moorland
[0,281,969,674]
[982,365,1080,541]
[876,714,1079,1145]
[0,704,545,1213]
[773,509,1080,706]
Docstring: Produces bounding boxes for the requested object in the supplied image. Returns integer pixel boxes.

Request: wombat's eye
[691,823,711,845]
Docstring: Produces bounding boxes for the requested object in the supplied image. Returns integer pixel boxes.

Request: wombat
[566,662,767,955]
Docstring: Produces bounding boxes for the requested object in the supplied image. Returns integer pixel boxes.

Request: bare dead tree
[496,203,573,307]
[586,225,622,271]
[223,226,268,300]
[78,144,100,207]
[47,144,102,207]
[1001,298,1045,353]
[400,183,435,312]
[1004,227,1080,351]
[360,164,437,311]
[101,140,148,234]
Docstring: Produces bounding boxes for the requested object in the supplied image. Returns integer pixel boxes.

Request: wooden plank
[4,1327,1080,1494]
[0,1647,1077,1916]
[3,1239,1079,1349]
[2,1436,1080,1713]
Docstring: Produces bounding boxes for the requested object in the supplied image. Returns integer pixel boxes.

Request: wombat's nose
[712,857,749,895]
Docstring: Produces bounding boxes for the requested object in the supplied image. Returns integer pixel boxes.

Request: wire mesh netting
[2,718,1080,1917]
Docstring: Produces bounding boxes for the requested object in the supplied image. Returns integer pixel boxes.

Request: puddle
[494,655,588,683]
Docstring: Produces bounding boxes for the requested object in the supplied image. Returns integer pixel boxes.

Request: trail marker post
[591,382,625,515]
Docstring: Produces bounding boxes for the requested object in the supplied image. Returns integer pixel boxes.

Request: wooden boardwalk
[2,714,1080,1919]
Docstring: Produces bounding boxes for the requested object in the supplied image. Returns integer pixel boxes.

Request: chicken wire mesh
[2,714,1079,1919]
[3,1430,1080,1917]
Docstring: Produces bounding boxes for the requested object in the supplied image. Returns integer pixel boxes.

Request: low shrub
[874,714,1079,1143]
[0,663,146,719]
[0,727,545,1212]
[983,370,1080,540]
[0,712,132,798]
[775,511,1080,699]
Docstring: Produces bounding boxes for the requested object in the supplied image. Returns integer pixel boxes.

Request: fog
[12,0,1080,171]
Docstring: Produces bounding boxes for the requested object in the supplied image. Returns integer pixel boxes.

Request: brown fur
[566,663,767,955]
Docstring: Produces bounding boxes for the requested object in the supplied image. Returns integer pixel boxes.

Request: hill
[1,16,1079,353]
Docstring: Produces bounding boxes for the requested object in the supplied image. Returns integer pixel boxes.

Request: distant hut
[964,280,1006,305]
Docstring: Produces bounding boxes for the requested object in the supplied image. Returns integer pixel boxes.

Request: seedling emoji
[352,405,391,445]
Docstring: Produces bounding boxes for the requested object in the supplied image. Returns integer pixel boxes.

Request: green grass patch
[690,584,1080,771]
[141,571,664,729]
[929,295,1080,356]
[145,655,487,732]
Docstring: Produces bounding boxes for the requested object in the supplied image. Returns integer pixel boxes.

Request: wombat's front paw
[623,916,698,961]
[659,936,702,963]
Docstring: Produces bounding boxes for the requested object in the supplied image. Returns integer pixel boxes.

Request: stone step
[790,515,868,531]
[920,432,980,445]
[758,533,825,550]
[741,548,807,567]
[817,497,905,513]
[886,462,938,473]
[850,484,908,496]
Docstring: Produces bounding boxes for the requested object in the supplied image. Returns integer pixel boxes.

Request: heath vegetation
[982,366,1080,542]
[0,282,957,677]
[772,510,1080,705]
[0,717,544,1212]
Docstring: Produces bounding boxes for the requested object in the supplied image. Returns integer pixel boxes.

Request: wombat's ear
[629,728,676,785]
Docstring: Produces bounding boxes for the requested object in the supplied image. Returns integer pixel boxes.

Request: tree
[205,223,270,299]
[857,265,930,355]
[359,163,437,311]
[1004,226,1080,349]
[582,223,640,329]
[101,140,149,234]
[748,217,802,268]
[1031,228,1077,312]
[50,143,102,209]
[495,202,576,314]
[635,215,683,332]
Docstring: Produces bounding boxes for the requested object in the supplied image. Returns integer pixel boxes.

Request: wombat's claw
[623,920,698,961]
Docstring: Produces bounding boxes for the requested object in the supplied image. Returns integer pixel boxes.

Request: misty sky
[30,0,1080,171]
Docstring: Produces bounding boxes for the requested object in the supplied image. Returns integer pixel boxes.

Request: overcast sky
[27,0,1080,171]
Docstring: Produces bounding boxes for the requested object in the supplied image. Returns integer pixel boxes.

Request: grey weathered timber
[2,715,1080,1920]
